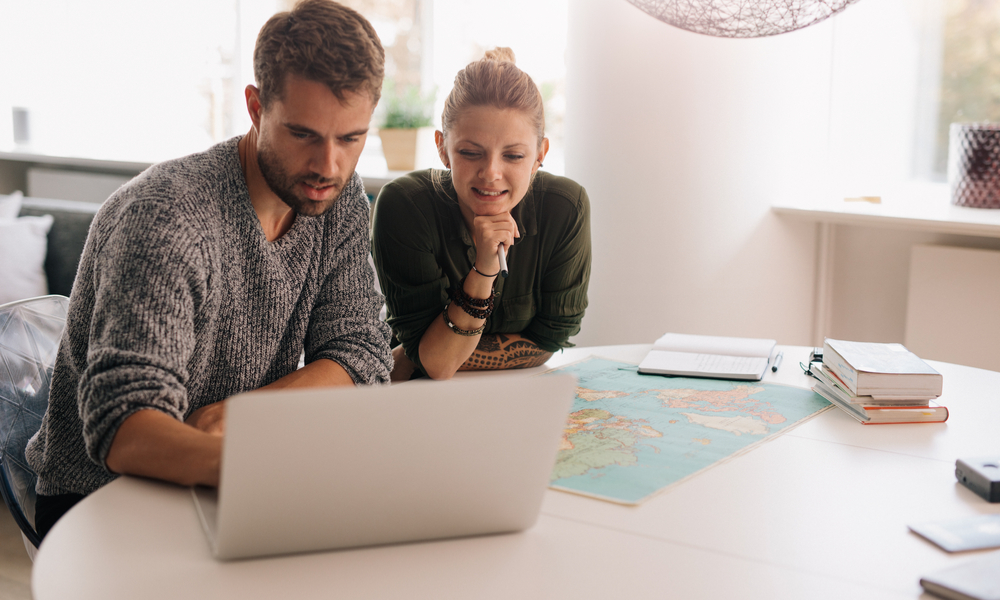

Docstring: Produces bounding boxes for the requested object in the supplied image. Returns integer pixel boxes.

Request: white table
[33,345,1000,599]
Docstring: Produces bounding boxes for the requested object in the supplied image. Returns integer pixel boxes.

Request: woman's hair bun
[483,47,516,65]
[439,45,544,148]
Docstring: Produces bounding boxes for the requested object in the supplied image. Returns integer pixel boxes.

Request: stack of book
[811,339,948,424]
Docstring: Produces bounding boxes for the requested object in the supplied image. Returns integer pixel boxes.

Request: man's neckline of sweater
[238,130,301,243]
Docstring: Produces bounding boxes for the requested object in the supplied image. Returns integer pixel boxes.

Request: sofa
[16,197,100,298]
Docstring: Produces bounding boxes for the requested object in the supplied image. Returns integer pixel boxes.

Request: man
[25,0,391,539]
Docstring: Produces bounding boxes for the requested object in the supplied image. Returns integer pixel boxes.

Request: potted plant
[378,83,435,172]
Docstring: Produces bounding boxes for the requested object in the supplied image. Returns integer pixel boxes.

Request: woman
[371,48,591,380]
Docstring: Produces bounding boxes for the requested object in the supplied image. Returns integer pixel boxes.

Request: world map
[546,357,831,504]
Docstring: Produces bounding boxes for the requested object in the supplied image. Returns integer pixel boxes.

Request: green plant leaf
[381,81,434,129]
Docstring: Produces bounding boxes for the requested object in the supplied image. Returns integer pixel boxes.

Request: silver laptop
[192,373,575,560]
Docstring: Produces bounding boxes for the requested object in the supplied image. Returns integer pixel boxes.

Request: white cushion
[0,191,23,220]
[0,214,54,305]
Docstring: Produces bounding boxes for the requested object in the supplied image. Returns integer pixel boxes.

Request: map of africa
[546,357,831,504]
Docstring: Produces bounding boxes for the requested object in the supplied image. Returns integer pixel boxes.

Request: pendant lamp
[626,0,862,38]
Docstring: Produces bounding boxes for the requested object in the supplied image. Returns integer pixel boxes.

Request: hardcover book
[920,550,1000,600]
[812,380,949,424]
[823,339,943,397]
[814,365,935,406]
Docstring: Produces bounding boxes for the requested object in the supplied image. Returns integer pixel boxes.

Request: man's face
[254,75,373,216]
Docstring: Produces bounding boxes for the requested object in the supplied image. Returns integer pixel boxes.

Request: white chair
[0,295,69,560]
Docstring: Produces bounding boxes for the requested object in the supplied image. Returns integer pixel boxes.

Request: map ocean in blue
[546,357,831,504]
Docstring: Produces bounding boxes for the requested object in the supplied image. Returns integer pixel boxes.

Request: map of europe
[546,357,831,504]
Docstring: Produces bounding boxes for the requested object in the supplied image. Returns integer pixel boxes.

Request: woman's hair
[440,47,546,147]
[253,0,385,108]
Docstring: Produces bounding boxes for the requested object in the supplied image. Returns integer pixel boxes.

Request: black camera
[956,457,1000,502]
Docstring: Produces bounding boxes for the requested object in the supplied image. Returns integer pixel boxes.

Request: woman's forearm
[418,305,484,379]
[459,333,552,371]
[420,321,553,379]
[418,267,497,379]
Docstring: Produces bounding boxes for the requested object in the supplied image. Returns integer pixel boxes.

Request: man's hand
[105,409,223,487]
[185,401,226,436]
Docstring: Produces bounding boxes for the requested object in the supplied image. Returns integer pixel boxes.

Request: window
[0,0,568,174]
[0,0,264,163]
[932,0,1000,178]
[829,0,1000,188]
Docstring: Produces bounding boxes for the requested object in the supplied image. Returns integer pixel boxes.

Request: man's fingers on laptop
[186,402,226,436]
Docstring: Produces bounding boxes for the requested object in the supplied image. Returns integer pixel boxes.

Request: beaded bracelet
[454,277,494,308]
[452,296,492,320]
[450,277,496,320]
[441,302,485,336]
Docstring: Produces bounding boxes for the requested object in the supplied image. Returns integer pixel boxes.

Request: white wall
[829,226,1000,344]
[822,0,1000,345]
[905,244,1000,371]
[565,0,832,347]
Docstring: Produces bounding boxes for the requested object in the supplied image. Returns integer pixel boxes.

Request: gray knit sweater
[26,136,392,496]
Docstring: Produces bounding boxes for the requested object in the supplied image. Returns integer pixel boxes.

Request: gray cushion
[17,198,100,297]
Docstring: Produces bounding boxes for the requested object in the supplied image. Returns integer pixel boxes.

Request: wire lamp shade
[626,0,862,38]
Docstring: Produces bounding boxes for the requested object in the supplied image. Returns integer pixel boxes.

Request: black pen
[771,351,784,372]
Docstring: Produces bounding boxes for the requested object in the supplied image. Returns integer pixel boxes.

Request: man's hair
[253,0,385,108]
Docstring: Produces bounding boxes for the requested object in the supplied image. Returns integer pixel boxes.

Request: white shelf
[0,148,410,197]
[772,182,1000,239]
[0,149,152,174]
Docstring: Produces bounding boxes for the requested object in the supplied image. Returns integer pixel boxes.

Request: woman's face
[436,106,548,223]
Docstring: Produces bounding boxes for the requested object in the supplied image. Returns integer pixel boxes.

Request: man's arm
[305,176,392,384]
[110,359,353,485]
[183,358,353,441]
[105,410,222,487]
[77,199,217,483]
[260,357,354,389]
[88,181,373,488]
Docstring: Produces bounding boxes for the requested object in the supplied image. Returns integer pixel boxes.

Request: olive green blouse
[370,169,591,371]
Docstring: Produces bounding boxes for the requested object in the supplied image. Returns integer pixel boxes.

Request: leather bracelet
[441,303,485,336]
[472,264,499,278]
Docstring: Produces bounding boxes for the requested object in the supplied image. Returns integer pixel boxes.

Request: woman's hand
[416,212,520,380]
[471,213,519,276]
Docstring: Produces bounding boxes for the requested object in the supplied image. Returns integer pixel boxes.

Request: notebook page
[644,350,769,376]
[652,333,776,358]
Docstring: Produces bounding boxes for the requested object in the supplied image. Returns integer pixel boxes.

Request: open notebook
[637,333,777,381]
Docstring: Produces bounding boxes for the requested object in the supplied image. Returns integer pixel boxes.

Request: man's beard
[257,142,344,217]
